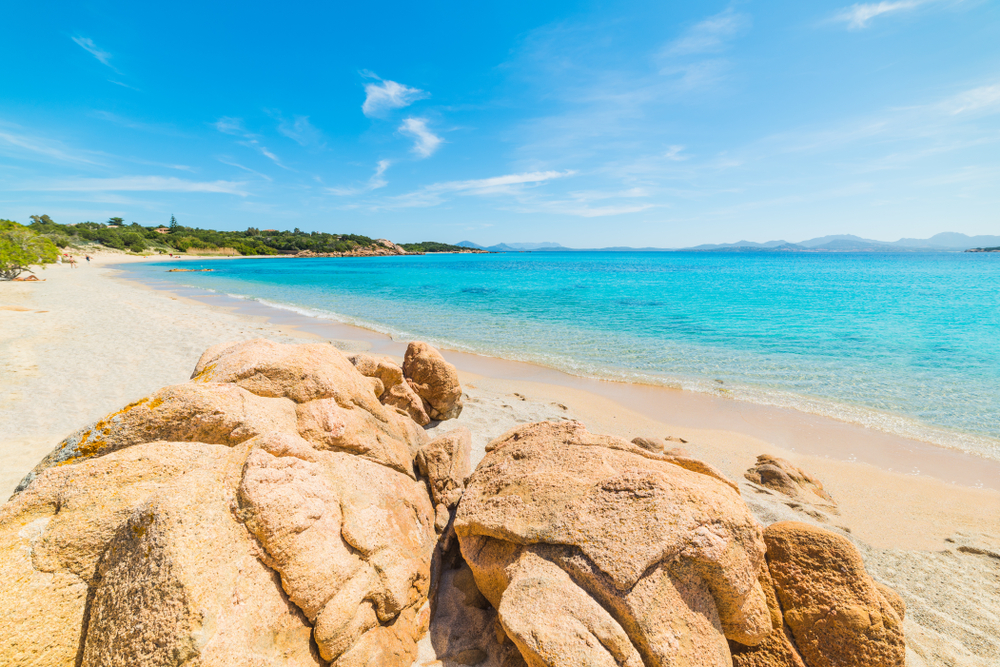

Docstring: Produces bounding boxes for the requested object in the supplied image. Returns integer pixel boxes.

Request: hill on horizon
[457,232,1000,253]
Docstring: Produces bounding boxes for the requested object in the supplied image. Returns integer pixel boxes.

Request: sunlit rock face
[0,339,438,667]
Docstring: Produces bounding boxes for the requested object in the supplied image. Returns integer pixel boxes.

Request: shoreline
[3,255,1000,555]
[117,257,1000,491]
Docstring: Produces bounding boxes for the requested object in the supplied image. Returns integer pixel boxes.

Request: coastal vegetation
[9,214,477,256]
[19,214,393,256]
[0,219,59,280]
[399,241,471,253]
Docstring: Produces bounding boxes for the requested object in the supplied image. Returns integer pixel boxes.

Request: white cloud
[218,158,274,182]
[213,117,291,170]
[941,83,1000,116]
[362,73,429,118]
[107,79,139,90]
[214,117,248,135]
[663,9,750,56]
[0,128,102,166]
[656,9,749,93]
[275,114,324,146]
[427,170,572,195]
[31,176,250,196]
[72,36,115,68]
[659,59,731,91]
[382,170,574,208]
[243,140,289,169]
[370,159,392,188]
[327,160,393,195]
[556,203,654,217]
[398,117,442,157]
[832,1,922,29]
[664,145,687,160]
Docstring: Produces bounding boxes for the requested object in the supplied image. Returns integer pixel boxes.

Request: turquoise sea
[126,251,1000,461]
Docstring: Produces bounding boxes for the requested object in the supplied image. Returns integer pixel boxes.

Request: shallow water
[125,251,1000,460]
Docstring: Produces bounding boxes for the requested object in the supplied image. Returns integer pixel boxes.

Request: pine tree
[169,215,178,231]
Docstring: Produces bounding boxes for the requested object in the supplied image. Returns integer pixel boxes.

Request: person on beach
[85,255,91,263]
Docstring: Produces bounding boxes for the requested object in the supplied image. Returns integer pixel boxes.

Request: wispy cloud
[427,170,572,195]
[553,203,654,217]
[380,170,574,208]
[32,176,250,196]
[273,113,325,147]
[656,8,749,90]
[663,8,751,56]
[0,127,103,166]
[213,116,291,170]
[327,159,392,195]
[214,117,248,135]
[659,60,732,92]
[72,36,115,67]
[664,145,687,160]
[361,72,429,118]
[398,117,442,157]
[92,111,188,137]
[218,158,274,182]
[831,1,922,29]
[940,83,1000,116]
[510,186,655,218]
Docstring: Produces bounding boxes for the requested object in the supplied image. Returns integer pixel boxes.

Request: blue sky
[2,0,998,247]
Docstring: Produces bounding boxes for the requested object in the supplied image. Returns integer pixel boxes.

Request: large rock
[403,341,464,421]
[295,396,425,475]
[0,442,235,667]
[349,353,430,426]
[81,465,320,667]
[763,522,905,667]
[423,559,527,667]
[193,338,384,410]
[745,455,836,512]
[1,340,441,667]
[632,437,739,492]
[16,383,297,492]
[729,567,807,667]
[455,421,773,667]
[237,441,436,664]
[416,427,471,532]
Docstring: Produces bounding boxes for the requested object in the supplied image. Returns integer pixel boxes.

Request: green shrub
[1,219,59,280]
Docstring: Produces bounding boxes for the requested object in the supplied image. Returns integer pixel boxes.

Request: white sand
[2,253,997,665]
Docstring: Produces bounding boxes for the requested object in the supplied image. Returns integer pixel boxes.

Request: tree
[0,220,59,280]
[29,214,55,226]
[107,216,124,226]
[120,232,147,252]
[169,215,178,231]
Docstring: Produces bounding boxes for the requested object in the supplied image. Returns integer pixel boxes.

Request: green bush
[1,219,59,280]
[121,232,147,252]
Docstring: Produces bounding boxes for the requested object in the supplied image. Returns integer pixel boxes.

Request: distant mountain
[687,232,1000,252]
[454,241,571,252]
[457,233,999,253]
[889,232,1000,250]
[687,239,794,250]
[801,237,896,251]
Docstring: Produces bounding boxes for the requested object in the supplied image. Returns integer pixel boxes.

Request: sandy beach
[2,254,998,665]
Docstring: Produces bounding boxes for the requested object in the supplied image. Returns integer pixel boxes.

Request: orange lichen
[192,362,218,382]
[64,397,152,460]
